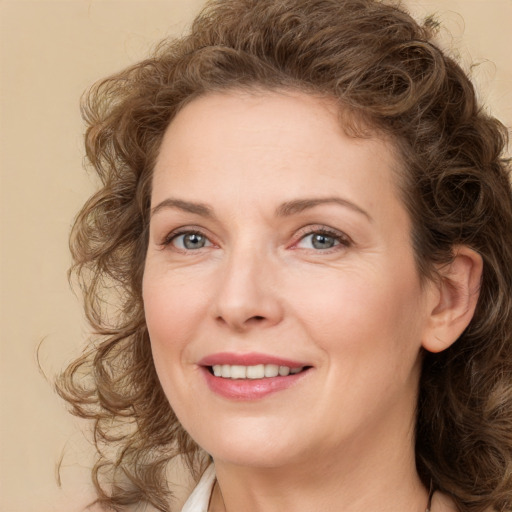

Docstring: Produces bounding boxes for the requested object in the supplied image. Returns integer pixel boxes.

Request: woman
[58,0,512,511]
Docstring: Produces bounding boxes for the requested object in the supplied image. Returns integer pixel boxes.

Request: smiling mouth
[208,364,311,379]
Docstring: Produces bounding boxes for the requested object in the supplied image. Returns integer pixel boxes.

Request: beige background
[0,1,510,511]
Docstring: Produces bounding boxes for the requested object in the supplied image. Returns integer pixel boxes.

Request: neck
[210,412,429,512]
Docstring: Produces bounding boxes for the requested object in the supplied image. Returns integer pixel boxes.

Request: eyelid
[156,223,352,252]
[159,226,216,249]
[290,224,353,250]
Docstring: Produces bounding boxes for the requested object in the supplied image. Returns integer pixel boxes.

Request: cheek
[142,269,211,394]
[143,267,207,340]
[142,270,210,417]
[288,265,425,362]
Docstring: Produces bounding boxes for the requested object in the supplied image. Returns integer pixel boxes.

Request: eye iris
[312,233,336,249]
[183,233,206,249]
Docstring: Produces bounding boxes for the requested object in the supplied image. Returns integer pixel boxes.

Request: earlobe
[422,246,483,354]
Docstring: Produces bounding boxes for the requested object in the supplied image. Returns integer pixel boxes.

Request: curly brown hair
[57,0,512,511]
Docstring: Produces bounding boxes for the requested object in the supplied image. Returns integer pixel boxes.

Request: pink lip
[197,352,312,401]
[201,367,310,400]
[198,352,307,367]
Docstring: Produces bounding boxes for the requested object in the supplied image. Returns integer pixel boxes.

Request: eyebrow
[275,197,372,221]
[151,198,215,218]
[150,196,371,221]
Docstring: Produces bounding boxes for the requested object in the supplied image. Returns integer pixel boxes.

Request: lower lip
[201,367,310,400]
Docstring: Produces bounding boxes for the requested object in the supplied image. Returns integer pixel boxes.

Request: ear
[422,246,483,353]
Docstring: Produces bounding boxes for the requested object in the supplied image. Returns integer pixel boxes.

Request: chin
[188,419,307,469]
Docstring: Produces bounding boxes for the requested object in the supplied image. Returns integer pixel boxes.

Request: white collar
[180,464,216,512]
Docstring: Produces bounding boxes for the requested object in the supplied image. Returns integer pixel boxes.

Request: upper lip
[198,352,309,367]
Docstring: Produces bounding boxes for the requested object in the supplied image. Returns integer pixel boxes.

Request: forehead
[152,90,404,219]
[157,89,347,159]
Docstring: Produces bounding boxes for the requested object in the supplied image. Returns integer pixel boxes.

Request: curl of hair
[57,1,512,510]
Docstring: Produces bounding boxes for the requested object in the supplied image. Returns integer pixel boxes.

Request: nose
[212,247,284,332]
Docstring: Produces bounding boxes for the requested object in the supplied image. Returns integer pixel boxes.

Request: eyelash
[160,225,352,253]
[161,229,212,250]
[291,226,352,252]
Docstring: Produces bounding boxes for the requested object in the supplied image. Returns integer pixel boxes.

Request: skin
[143,90,480,512]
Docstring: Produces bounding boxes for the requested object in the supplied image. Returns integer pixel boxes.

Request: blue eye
[299,233,338,250]
[169,232,212,250]
[295,229,350,251]
[312,233,337,249]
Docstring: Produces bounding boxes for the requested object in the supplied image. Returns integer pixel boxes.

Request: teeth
[264,364,279,377]
[278,366,290,376]
[211,364,304,379]
[231,365,247,379]
[246,364,264,379]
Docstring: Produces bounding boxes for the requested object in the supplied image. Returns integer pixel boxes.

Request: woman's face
[143,90,435,469]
